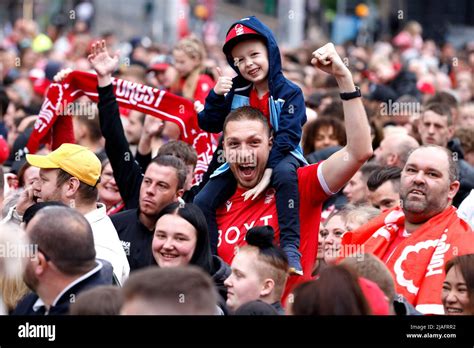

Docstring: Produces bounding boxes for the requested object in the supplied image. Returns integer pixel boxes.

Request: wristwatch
[340,86,361,100]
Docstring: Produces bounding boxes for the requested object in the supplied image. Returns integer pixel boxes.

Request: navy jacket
[198,16,307,173]
[12,261,114,315]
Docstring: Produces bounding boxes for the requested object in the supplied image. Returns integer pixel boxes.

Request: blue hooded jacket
[198,16,307,176]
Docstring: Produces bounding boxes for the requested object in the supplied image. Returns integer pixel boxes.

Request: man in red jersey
[215,43,373,293]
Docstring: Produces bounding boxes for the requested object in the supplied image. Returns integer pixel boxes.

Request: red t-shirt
[216,162,331,298]
[193,74,215,105]
[174,74,215,105]
[249,88,270,122]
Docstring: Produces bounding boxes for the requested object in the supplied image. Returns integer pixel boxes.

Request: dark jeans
[194,154,301,258]
[194,169,236,255]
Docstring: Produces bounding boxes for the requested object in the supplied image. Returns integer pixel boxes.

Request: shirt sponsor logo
[393,232,450,295]
[218,215,273,247]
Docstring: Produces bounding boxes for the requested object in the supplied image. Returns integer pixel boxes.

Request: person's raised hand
[143,115,164,137]
[311,43,350,80]
[87,40,119,78]
[213,67,233,95]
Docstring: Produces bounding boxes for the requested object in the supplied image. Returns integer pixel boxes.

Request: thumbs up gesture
[213,67,233,95]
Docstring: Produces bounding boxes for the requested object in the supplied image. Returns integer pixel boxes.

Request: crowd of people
[1,13,474,316]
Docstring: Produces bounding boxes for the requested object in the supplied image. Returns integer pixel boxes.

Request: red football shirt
[249,88,270,121]
[216,162,331,298]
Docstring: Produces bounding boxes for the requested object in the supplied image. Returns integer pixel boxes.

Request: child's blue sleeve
[198,89,233,134]
[267,88,306,169]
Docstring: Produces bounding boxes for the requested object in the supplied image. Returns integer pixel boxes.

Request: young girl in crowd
[170,35,215,106]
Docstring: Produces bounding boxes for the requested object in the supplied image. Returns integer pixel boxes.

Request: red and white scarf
[26,70,215,184]
[341,206,474,314]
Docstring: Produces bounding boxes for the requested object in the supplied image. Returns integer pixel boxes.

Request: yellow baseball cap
[26,143,101,187]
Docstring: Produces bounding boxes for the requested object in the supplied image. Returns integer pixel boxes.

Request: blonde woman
[170,35,215,107]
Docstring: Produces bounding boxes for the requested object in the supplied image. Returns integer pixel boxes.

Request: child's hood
[223,16,283,89]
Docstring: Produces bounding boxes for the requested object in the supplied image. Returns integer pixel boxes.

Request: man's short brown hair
[157,141,198,168]
[122,266,218,315]
[422,102,453,126]
[56,169,98,205]
[223,106,271,138]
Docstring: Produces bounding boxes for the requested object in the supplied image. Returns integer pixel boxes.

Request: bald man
[373,133,419,168]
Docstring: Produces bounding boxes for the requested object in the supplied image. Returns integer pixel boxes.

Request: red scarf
[26,71,215,184]
[341,206,474,314]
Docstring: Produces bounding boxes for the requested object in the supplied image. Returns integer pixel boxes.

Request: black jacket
[97,84,144,210]
[210,255,231,302]
[12,261,114,315]
[111,208,155,271]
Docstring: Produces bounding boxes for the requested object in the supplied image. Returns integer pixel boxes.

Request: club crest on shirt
[264,188,276,204]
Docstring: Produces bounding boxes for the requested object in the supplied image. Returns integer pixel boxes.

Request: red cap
[0,136,10,164]
[223,24,260,55]
[148,63,169,73]
[358,277,390,315]
[418,81,436,95]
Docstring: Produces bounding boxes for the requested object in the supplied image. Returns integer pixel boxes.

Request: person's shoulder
[274,74,303,95]
[12,293,39,315]
[110,208,137,223]
[459,159,474,174]
[297,162,321,177]
[297,162,334,200]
